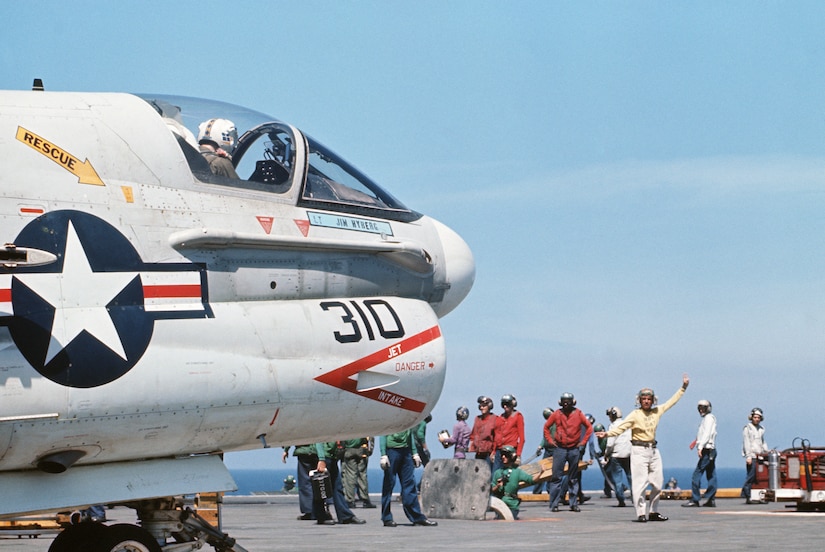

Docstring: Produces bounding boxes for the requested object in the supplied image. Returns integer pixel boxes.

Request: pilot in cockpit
[197,118,240,179]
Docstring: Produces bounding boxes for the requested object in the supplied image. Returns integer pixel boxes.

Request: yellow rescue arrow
[16,126,104,186]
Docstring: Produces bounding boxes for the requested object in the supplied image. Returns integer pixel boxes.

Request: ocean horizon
[228,466,746,496]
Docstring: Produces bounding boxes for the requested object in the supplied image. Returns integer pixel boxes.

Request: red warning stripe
[142,284,202,299]
[0,285,202,304]
[314,325,442,413]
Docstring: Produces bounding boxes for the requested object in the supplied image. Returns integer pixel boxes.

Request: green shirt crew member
[491,446,534,519]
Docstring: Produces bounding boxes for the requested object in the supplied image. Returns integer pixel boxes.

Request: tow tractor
[753,438,825,510]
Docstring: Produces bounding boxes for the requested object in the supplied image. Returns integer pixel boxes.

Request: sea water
[228,466,746,496]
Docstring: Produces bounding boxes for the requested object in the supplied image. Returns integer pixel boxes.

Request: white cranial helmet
[198,118,238,152]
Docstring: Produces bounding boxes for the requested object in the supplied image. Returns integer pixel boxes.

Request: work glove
[413,454,422,467]
[380,455,390,471]
[536,446,543,456]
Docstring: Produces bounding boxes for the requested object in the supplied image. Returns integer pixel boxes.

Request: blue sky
[3,1,825,470]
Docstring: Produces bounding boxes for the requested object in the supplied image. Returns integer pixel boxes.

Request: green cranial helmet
[500,445,517,460]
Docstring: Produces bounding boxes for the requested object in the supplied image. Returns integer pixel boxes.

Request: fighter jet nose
[431,219,475,318]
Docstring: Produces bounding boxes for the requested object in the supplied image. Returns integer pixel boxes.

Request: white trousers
[630,445,663,517]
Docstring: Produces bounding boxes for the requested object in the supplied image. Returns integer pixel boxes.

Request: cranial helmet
[593,423,605,432]
[586,413,595,425]
[697,399,712,413]
[559,392,576,407]
[456,406,469,421]
[749,407,764,421]
[198,118,238,153]
[477,395,493,408]
[606,406,622,419]
[500,445,517,460]
[542,407,554,420]
[636,388,658,407]
[501,394,517,408]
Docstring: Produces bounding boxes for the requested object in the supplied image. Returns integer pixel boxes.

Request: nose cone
[430,219,475,317]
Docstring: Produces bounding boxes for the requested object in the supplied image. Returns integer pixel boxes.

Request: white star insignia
[15,221,137,364]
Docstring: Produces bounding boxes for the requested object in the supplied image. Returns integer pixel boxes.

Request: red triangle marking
[257,216,274,234]
[294,219,310,237]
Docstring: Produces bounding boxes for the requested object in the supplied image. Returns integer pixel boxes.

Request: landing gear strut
[48,498,248,552]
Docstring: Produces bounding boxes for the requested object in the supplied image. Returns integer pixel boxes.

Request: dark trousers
[741,459,758,498]
[296,454,318,516]
[691,448,717,502]
[607,456,632,503]
[549,446,582,509]
[381,447,426,523]
[533,447,554,493]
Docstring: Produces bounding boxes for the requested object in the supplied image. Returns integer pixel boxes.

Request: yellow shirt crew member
[598,374,689,523]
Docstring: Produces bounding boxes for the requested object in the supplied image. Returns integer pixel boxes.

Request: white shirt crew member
[742,423,767,460]
[607,418,632,459]
[696,412,717,451]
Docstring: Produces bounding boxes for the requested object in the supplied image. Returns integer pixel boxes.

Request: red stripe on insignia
[314,325,442,413]
[143,284,202,299]
[0,289,10,302]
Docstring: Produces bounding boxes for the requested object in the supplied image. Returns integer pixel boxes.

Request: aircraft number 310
[320,300,405,344]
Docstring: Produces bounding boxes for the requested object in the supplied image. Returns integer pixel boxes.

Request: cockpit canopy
[139,94,420,223]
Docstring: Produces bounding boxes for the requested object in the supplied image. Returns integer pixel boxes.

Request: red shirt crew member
[469,396,498,462]
[543,392,593,512]
[494,394,525,461]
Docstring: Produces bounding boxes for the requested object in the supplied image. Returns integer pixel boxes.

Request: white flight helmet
[198,118,238,153]
[749,407,764,422]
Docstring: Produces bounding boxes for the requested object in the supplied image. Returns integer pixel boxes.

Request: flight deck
[2,493,824,551]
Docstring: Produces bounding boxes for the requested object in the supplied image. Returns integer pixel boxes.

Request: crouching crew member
[491,445,534,519]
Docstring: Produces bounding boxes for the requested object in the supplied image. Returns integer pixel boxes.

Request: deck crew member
[597,374,689,522]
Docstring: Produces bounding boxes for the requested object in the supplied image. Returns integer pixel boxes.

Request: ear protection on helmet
[558,392,576,407]
[635,388,658,407]
[748,407,764,421]
[501,394,517,408]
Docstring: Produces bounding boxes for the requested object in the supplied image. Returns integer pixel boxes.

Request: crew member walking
[683,399,717,508]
